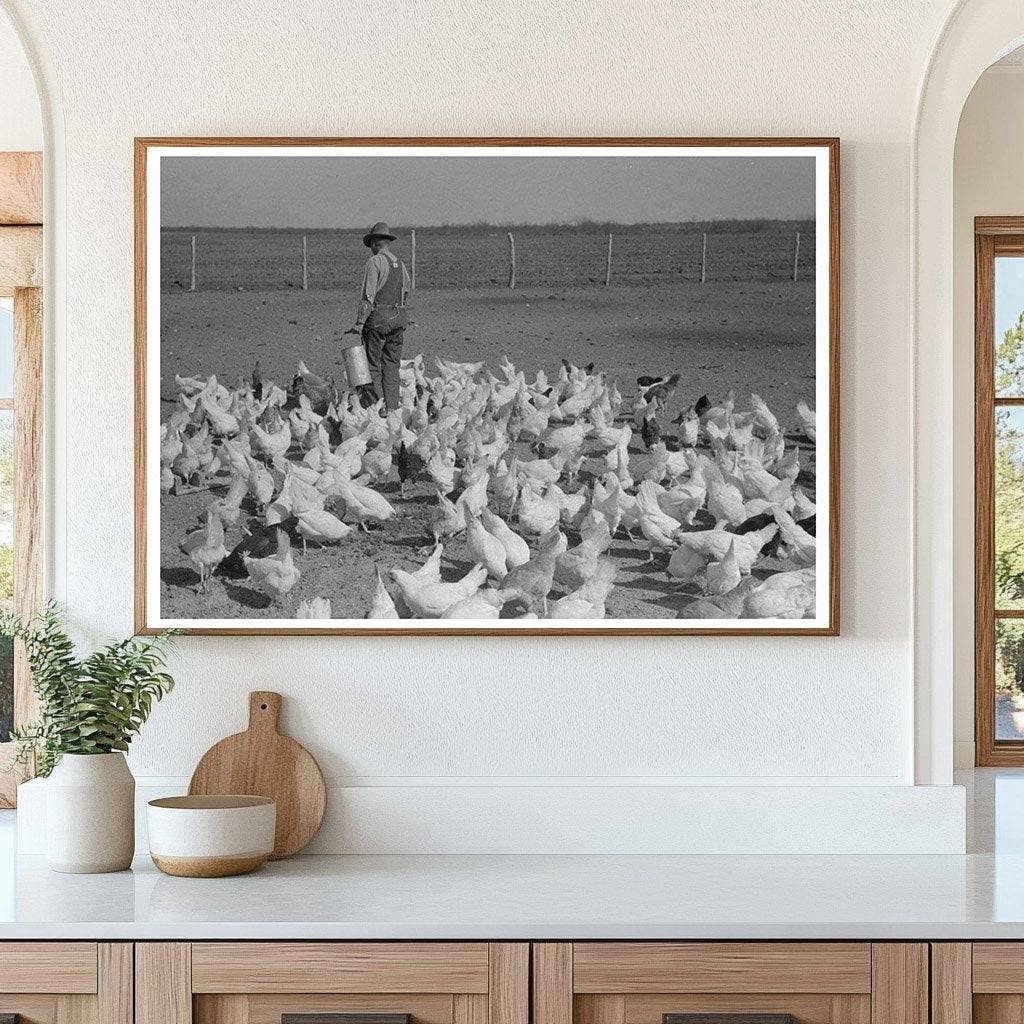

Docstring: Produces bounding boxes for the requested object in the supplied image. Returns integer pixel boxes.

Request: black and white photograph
[137,140,837,634]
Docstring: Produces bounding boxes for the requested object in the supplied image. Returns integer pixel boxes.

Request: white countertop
[0,849,1022,940]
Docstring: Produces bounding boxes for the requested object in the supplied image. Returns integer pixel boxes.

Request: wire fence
[160,222,815,293]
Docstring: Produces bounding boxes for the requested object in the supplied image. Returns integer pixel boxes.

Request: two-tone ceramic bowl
[147,795,276,877]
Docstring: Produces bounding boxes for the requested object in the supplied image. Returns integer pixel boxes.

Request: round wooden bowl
[147,795,276,878]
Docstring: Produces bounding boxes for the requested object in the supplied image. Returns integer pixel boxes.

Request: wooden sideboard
[5,940,1024,1024]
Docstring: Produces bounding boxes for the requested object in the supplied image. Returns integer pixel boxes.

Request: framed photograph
[135,137,839,636]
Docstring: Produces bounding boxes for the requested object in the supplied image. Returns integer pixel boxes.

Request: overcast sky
[161,154,815,228]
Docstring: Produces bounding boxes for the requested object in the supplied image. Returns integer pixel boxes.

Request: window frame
[975,217,1024,765]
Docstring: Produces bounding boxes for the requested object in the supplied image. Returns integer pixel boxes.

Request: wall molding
[955,741,976,770]
[131,773,933,788]
[17,778,967,855]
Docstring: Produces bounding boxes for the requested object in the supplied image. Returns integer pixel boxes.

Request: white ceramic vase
[46,752,135,873]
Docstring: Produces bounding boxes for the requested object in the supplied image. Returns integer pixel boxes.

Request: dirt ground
[158,282,817,620]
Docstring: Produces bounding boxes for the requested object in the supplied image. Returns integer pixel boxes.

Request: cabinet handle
[664,1016,796,1024]
[283,1016,411,1024]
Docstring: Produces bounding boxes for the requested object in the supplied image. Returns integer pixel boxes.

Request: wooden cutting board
[188,691,326,859]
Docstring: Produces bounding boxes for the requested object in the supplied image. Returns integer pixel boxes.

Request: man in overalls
[350,221,410,411]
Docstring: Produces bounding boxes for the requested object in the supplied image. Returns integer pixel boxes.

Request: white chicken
[441,589,509,619]
[296,508,353,549]
[518,452,566,486]
[367,571,400,619]
[409,543,444,584]
[245,454,275,507]
[743,567,815,618]
[465,511,509,580]
[336,478,397,531]
[545,482,588,526]
[295,597,332,618]
[481,508,530,569]
[457,470,491,518]
[180,508,229,590]
[668,523,778,583]
[547,562,617,619]
[492,457,520,513]
[251,418,292,461]
[390,562,488,618]
[635,481,683,561]
[749,393,779,436]
[705,537,741,595]
[199,393,239,437]
[796,400,816,441]
[244,530,300,603]
[426,447,457,494]
[554,539,607,591]
[657,461,708,526]
[429,492,466,548]
[773,508,817,566]
[706,478,747,528]
[578,509,613,553]
[516,480,561,536]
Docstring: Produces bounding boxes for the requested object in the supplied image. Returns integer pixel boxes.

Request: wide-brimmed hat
[363,221,397,247]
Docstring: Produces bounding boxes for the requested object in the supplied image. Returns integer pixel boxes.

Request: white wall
[0,8,40,151]
[0,0,973,851]
[952,66,1024,767]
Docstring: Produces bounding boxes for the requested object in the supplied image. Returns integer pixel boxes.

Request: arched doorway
[914,0,1024,785]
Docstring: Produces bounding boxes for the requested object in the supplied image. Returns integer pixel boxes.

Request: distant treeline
[163,218,815,237]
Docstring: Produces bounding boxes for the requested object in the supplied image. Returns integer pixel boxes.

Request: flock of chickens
[161,354,819,621]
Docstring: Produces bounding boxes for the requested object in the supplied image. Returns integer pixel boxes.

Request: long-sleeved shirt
[356,250,410,324]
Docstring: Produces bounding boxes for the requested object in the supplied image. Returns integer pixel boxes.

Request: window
[0,287,41,804]
[0,288,38,803]
[0,151,43,806]
[975,220,1024,764]
[0,300,11,744]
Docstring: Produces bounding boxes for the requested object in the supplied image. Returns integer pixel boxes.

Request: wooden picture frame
[135,137,840,636]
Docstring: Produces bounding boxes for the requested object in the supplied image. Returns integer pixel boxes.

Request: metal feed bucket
[341,340,372,387]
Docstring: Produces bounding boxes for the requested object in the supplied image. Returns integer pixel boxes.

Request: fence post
[189,234,197,292]
[507,231,516,290]
[301,234,308,291]
[700,232,707,284]
[605,232,613,286]
[792,231,801,283]
[410,229,416,290]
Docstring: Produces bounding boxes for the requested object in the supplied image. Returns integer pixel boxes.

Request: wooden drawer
[535,943,927,1024]
[138,942,528,1024]
[0,942,98,993]
[972,943,1024,992]
[191,942,491,993]
[0,942,130,1024]
[572,943,871,993]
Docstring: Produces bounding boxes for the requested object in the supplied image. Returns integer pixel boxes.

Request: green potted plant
[2,603,177,873]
